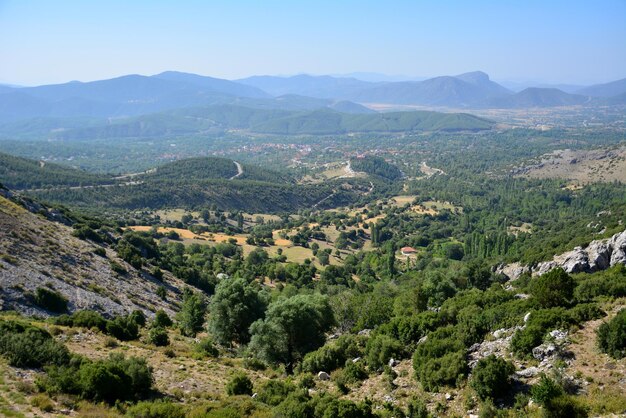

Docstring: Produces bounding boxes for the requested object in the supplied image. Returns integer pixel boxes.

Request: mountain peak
[455,71,490,84]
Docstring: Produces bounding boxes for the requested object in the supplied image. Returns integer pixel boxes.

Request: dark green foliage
[0,320,70,368]
[311,394,376,418]
[106,315,139,341]
[0,151,110,189]
[412,326,468,391]
[40,354,152,403]
[52,310,107,331]
[249,294,335,371]
[153,309,173,328]
[177,291,206,337]
[530,268,575,308]
[130,309,147,327]
[225,372,253,396]
[406,397,430,418]
[256,379,296,406]
[531,374,565,406]
[34,287,68,313]
[597,309,626,359]
[575,265,626,302]
[149,327,169,346]
[126,400,186,418]
[365,334,404,371]
[542,396,589,418]
[470,355,515,401]
[208,277,268,346]
[301,335,363,374]
[350,156,402,181]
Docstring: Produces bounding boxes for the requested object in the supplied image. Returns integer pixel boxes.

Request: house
[401,246,417,256]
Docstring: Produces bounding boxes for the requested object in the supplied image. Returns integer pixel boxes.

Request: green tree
[530,268,575,308]
[470,355,515,401]
[226,372,253,396]
[249,294,335,372]
[597,309,626,359]
[177,291,206,337]
[208,278,268,346]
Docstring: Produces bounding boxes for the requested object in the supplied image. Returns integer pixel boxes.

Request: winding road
[230,161,244,180]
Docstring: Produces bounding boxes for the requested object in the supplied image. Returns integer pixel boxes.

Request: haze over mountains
[0,70,624,132]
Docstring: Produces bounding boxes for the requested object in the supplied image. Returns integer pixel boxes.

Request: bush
[256,379,295,406]
[195,337,219,357]
[406,397,430,418]
[130,310,147,327]
[365,334,403,371]
[301,335,362,374]
[126,400,186,418]
[531,374,564,406]
[34,287,68,313]
[543,395,588,418]
[0,320,70,368]
[597,309,626,359]
[153,309,173,328]
[470,355,515,401]
[105,316,139,341]
[149,327,169,346]
[225,372,253,396]
[530,268,575,308]
[412,326,468,391]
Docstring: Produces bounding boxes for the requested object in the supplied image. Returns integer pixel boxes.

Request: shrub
[256,379,295,406]
[153,309,173,328]
[365,334,404,371]
[34,287,68,313]
[149,327,169,346]
[31,394,54,412]
[105,316,139,341]
[126,400,186,418]
[225,372,253,396]
[406,397,430,418]
[531,374,564,406]
[70,310,107,330]
[530,268,575,308]
[195,337,219,357]
[242,357,267,371]
[470,355,515,401]
[0,320,70,368]
[543,395,589,418]
[129,310,147,327]
[412,326,468,391]
[597,309,626,359]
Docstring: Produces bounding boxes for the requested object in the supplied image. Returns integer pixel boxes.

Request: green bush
[412,326,468,391]
[34,287,68,313]
[531,374,564,406]
[129,310,147,327]
[597,309,626,359]
[149,327,169,346]
[365,334,403,371]
[470,355,515,401]
[153,309,173,328]
[126,400,186,418]
[195,337,219,357]
[106,316,139,341]
[543,395,588,418]
[225,372,253,396]
[406,397,430,418]
[256,379,295,406]
[530,268,575,308]
[301,335,362,374]
[0,320,70,368]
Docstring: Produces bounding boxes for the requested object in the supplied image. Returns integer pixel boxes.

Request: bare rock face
[497,229,626,279]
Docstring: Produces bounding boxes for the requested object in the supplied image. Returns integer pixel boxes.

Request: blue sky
[1,0,625,86]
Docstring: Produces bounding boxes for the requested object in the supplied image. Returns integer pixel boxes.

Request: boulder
[317,371,330,381]
[532,343,557,361]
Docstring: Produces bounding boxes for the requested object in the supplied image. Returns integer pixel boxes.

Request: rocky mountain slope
[497,228,626,280]
[0,186,183,318]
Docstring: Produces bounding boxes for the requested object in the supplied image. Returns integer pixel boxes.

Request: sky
[1,0,625,86]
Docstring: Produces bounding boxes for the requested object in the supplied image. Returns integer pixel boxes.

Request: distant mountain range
[0,71,624,127]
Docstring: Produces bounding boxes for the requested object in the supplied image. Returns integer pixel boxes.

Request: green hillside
[0,152,112,189]
[350,156,403,181]
[51,106,493,140]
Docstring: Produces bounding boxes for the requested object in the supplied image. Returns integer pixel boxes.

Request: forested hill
[0,152,112,189]
[350,156,403,181]
[142,157,293,183]
[51,106,494,140]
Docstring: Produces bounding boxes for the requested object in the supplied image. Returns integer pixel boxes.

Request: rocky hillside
[497,228,626,280]
[0,187,183,318]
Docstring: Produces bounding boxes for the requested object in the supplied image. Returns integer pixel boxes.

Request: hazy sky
[1,0,625,86]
